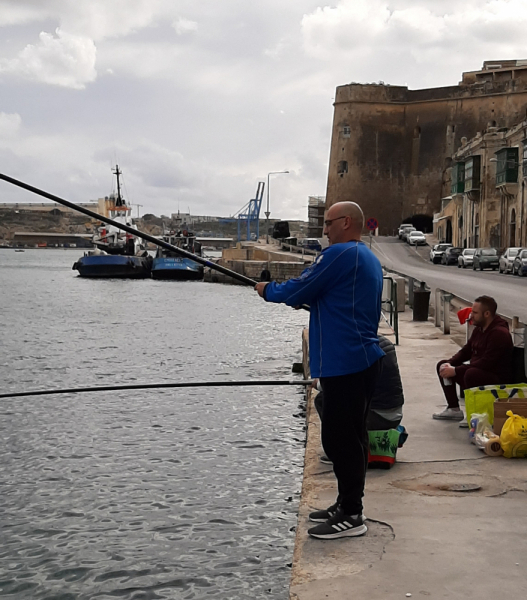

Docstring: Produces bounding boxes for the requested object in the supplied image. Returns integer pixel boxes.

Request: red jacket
[450,315,513,382]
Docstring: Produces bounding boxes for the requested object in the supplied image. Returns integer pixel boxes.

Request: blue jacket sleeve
[263,245,353,306]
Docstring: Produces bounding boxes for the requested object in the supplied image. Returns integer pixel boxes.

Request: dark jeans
[436,359,500,409]
[320,359,382,516]
[314,394,402,431]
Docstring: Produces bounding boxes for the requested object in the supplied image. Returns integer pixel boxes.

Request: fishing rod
[0,172,310,300]
[0,379,314,399]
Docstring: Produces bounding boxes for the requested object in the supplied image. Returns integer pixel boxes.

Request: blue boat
[74,253,152,279]
[73,166,152,279]
[151,231,203,280]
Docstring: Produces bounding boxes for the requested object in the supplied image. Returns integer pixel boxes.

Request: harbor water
[0,250,309,600]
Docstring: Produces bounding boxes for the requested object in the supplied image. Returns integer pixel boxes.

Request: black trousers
[320,359,382,516]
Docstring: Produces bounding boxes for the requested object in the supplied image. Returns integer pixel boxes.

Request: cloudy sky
[1,0,527,219]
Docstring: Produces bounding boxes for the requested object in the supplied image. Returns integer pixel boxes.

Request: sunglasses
[324,216,347,227]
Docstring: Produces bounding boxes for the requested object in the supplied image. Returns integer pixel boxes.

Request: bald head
[324,201,364,245]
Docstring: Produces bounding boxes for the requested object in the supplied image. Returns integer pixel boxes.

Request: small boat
[14,249,25,252]
[72,166,152,279]
[151,230,204,280]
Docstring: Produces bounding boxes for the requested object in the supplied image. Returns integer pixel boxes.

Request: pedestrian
[434,295,513,425]
[255,201,384,539]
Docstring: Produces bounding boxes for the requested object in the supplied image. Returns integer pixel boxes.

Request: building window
[337,160,348,175]
[495,147,519,185]
[342,125,351,137]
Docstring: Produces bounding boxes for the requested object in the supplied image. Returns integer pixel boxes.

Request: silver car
[430,243,452,264]
[401,227,416,242]
[398,224,414,239]
[499,247,522,274]
[457,248,476,268]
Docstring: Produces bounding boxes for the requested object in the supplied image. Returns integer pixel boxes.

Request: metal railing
[382,276,399,345]
[278,241,319,257]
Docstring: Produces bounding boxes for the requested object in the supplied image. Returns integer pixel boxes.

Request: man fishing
[255,201,384,540]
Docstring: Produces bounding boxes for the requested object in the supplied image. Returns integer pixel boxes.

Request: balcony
[451,162,465,195]
[464,156,481,200]
[495,147,519,185]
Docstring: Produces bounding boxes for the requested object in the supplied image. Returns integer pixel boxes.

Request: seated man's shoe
[433,407,464,421]
[459,415,469,428]
[308,507,367,539]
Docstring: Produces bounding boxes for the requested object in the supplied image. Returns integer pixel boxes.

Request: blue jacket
[263,241,384,377]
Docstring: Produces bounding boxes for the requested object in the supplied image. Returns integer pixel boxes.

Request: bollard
[434,289,442,327]
[412,282,430,321]
[441,293,454,335]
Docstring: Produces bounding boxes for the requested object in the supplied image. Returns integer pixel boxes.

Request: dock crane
[220,182,265,242]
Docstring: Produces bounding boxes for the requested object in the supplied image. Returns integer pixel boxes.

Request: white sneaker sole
[309,524,368,539]
[309,514,367,524]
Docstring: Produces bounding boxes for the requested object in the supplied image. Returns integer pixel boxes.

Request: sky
[1,1,527,219]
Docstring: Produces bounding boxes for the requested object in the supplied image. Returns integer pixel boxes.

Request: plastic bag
[468,413,490,443]
[500,410,527,458]
[465,384,527,424]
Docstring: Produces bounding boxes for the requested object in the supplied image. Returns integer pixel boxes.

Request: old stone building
[326,60,527,235]
[435,120,527,249]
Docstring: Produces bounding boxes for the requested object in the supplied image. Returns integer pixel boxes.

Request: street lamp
[266,170,289,242]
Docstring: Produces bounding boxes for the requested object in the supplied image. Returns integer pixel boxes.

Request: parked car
[429,243,452,263]
[441,247,463,265]
[457,248,476,268]
[499,247,522,273]
[472,248,499,270]
[407,231,426,245]
[512,248,527,276]
[401,227,416,242]
[400,227,416,241]
[300,238,322,252]
[398,224,414,239]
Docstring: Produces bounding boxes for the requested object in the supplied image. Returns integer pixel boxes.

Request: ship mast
[113,165,124,207]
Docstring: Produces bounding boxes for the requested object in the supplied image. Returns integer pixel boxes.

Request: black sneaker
[308,508,367,539]
[309,501,339,523]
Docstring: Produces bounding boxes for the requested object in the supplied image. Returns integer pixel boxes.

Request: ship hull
[151,257,203,280]
[73,255,152,278]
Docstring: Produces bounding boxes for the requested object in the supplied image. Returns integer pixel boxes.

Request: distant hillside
[0,208,94,242]
[0,207,308,243]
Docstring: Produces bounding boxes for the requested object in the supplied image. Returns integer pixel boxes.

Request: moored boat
[151,230,203,280]
[72,166,152,278]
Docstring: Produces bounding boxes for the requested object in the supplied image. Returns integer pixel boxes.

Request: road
[369,237,527,323]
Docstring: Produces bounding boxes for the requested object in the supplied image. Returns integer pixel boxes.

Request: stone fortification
[326,60,527,234]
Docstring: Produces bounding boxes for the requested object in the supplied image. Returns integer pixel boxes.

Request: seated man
[433,295,513,423]
[315,334,405,462]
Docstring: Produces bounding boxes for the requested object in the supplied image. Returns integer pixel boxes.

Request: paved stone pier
[290,310,527,600]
